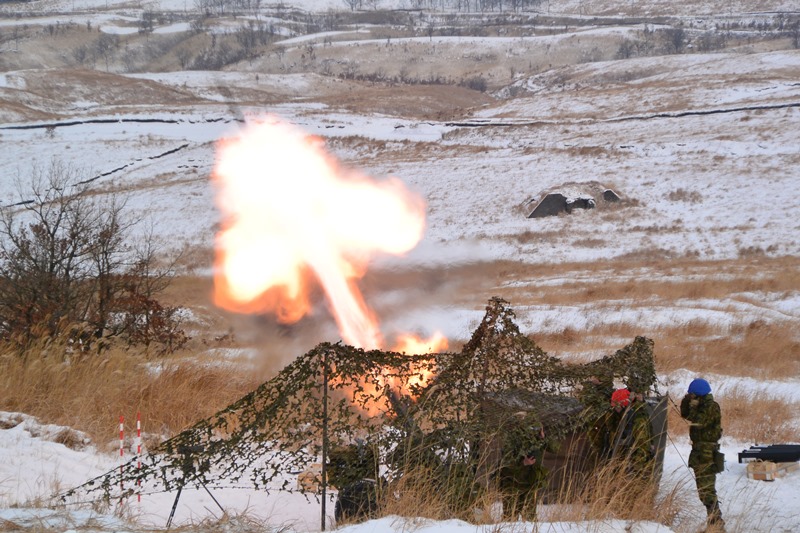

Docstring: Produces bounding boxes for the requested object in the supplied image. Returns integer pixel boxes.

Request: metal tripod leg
[166,484,183,530]
[165,477,225,530]
[198,479,225,514]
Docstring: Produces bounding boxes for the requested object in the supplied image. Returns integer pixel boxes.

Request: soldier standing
[609,388,655,478]
[680,378,725,530]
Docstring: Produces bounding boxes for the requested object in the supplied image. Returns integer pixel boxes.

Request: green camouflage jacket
[611,401,654,469]
[680,393,722,445]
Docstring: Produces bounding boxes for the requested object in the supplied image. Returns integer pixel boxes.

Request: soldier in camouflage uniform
[498,425,549,521]
[609,388,655,479]
[579,375,615,460]
[680,378,724,530]
[328,442,383,524]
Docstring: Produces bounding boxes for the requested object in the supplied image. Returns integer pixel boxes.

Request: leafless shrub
[578,46,604,63]
[615,38,637,59]
[53,428,90,451]
[93,33,119,72]
[72,44,91,66]
[738,244,778,257]
[694,30,727,52]
[460,75,487,92]
[658,27,686,54]
[667,188,702,203]
[0,160,185,354]
[190,41,245,70]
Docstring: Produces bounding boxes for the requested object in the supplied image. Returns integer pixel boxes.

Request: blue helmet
[688,378,711,396]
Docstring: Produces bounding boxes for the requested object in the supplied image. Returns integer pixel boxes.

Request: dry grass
[379,468,460,522]
[172,510,294,533]
[0,342,261,447]
[545,461,686,526]
[488,256,800,378]
[658,319,800,379]
[532,317,800,382]
[720,390,799,444]
[378,456,687,531]
[667,188,703,203]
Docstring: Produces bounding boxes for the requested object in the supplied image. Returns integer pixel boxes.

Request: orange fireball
[212,117,428,349]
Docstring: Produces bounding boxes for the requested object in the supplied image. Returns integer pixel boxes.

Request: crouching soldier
[680,378,725,530]
[327,442,383,524]
[498,425,549,521]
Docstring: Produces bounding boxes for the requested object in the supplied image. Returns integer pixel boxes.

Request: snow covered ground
[1,409,800,532]
[1,0,799,531]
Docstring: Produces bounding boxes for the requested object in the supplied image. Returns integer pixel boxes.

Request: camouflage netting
[64,297,658,509]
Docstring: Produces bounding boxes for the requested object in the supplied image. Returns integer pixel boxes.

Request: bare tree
[615,38,636,59]
[236,21,259,59]
[139,11,156,36]
[177,48,192,69]
[85,195,133,340]
[72,44,91,66]
[11,25,20,50]
[0,160,185,354]
[109,225,187,355]
[93,33,119,72]
[195,0,213,15]
[0,162,95,346]
[661,27,685,54]
[211,0,229,15]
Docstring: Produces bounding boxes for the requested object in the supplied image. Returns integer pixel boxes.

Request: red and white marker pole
[136,412,142,503]
[119,416,124,494]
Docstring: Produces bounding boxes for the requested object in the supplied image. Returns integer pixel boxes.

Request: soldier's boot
[705,502,725,532]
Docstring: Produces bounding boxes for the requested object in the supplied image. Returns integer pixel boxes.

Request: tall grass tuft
[720,389,799,443]
[375,454,686,531]
[544,457,685,526]
[0,339,260,447]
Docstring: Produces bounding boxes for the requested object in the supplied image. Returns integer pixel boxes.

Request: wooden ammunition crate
[746,460,800,481]
[297,463,323,492]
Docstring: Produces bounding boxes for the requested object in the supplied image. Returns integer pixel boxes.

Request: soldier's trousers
[691,462,721,521]
[502,489,538,521]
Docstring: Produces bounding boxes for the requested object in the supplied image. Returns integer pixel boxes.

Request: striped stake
[119,416,124,494]
[136,412,142,503]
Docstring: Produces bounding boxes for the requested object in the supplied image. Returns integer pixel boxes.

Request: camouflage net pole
[64,297,659,518]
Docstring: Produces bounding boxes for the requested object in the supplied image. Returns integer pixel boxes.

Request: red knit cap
[610,388,631,408]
